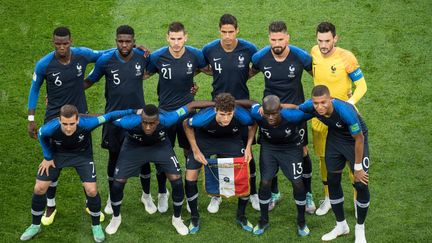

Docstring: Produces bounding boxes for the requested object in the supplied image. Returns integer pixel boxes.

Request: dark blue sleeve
[187,107,216,127]
[251,46,270,70]
[80,109,136,130]
[73,47,105,63]
[28,53,53,109]
[250,103,264,121]
[333,100,362,135]
[289,45,312,71]
[113,114,142,129]
[202,40,219,63]
[160,106,189,127]
[187,46,207,68]
[147,47,166,74]
[281,109,313,123]
[298,99,314,113]
[86,51,114,83]
[240,39,259,55]
[38,119,60,160]
[234,106,253,125]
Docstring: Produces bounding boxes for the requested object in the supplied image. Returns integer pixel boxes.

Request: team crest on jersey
[285,128,292,137]
[54,140,62,146]
[238,54,245,68]
[135,63,142,76]
[76,63,83,77]
[288,65,296,78]
[159,130,165,137]
[331,65,336,74]
[186,61,193,74]
[233,127,239,133]
[132,134,143,142]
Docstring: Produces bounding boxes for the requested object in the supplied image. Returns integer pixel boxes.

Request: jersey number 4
[213,62,222,74]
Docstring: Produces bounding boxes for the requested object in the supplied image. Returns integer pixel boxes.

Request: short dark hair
[60,104,78,118]
[316,22,336,37]
[262,95,280,112]
[53,27,71,37]
[214,93,235,112]
[168,21,186,34]
[142,104,159,117]
[312,85,331,97]
[219,14,238,29]
[116,25,134,36]
[269,21,287,33]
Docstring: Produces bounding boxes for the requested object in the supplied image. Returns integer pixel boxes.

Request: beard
[272,45,286,55]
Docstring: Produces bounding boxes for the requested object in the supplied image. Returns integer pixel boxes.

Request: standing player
[104,101,213,235]
[183,93,255,234]
[311,22,368,216]
[249,95,312,236]
[201,13,260,212]
[298,85,370,243]
[27,27,108,225]
[252,21,316,213]
[84,25,155,216]
[20,105,136,242]
[146,22,207,213]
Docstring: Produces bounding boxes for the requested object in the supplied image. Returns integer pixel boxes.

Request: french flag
[204,157,250,198]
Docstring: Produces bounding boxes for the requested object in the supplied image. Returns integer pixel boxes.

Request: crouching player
[20,105,137,242]
[248,95,311,236]
[299,85,370,243]
[105,101,213,236]
[183,93,255,234]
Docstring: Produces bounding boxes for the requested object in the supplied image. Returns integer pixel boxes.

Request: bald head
[263,95,280,112]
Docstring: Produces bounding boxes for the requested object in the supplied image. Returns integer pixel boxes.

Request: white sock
[337,220,347,227]
[47,198,56,207]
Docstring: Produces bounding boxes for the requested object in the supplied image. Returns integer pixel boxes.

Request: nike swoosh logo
[92,174,97,178]
[263,66,272,70]
[294,175,302,180]
[111,69,119,73]
[52,72,61,76]
[162,64,170,67]
[213,58,221,61]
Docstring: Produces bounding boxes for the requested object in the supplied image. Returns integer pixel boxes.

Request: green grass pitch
[0,0,431,242]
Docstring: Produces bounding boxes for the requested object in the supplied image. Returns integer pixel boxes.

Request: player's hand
[136,45,151,57]
[38,159,55,176]
[258,106,264,116]
[28,121,38,139]
[244,146,253,164]
[190,82,199,96]
[347,89,353,98]
[302,146,308,157]
[354,169,368,185]
[193,150,207,165]
[136,109,143,115]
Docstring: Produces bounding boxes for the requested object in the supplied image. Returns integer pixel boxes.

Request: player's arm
[235,99,258,109]
[281,108,313,123]
[199,65,213,75]
[27,62,47,139]
[112,114,141,130]
[37,123,58,175]
[84,52,111,89]
[345,53,367,105]
[82,109,137,130]
[186,100,215,111]
[183,118,207,165]
[352,132,367,185]
[297,99,315,113]
[245,122,257,163]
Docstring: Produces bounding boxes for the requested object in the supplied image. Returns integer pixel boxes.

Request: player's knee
[34,181,49,195]
[260,179,272,189]
[354,182,369,193]
[186,169,199,181]
[166,173,181,182]
[327,172,342,186]
[292,180,305,194]
[84,185,98,197]
[112,179,126,193]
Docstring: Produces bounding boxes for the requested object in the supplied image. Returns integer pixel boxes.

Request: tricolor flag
[204,157,250,198]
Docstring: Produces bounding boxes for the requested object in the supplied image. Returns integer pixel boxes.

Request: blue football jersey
[202,39,258,99]
[252,45,312,104]
[87,48,149,112]
[28,47,105,122]
[147,46,206,110]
